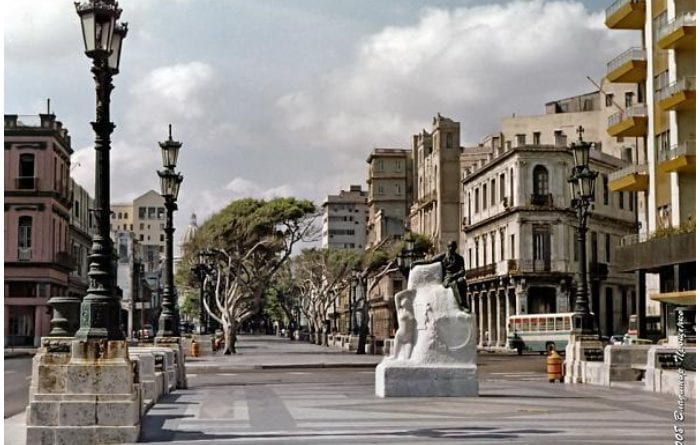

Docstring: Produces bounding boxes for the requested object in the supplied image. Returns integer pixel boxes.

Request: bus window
[563,317,571,330]
[546,318,555,331]
[554,317,562,330]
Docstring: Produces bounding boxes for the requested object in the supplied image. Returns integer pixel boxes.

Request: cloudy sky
[5,0,637,241]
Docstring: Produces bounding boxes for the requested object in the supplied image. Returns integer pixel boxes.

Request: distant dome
[179,213,198,248]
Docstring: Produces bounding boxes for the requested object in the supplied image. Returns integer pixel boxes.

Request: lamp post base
[25,338,140,445]
[571,312,596,336]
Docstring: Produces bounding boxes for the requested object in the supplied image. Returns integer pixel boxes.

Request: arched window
[533,165,549,195]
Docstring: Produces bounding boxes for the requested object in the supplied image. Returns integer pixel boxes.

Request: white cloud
[276,0,638,154]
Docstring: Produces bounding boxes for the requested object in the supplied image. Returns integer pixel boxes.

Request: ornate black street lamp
[349,273,359,335]
[74,0,128,340]
[568,126,598,335]
[191,250,214,334]
[155,125,184,338]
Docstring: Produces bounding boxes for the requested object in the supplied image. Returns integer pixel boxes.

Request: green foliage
[650,216,696,240]
[179,289,200,320]
[176,197,317,329]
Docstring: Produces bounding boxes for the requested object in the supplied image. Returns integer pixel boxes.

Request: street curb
[4,351,35,360]
[186,362,380,373]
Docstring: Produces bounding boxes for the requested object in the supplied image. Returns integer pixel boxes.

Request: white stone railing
[605,0,642,21]
[606,47,645,74]
[657,12,696,43]
[608,104,647,127]
[658,76,696,102]
[658,140,696,162]
[609,163,648,183]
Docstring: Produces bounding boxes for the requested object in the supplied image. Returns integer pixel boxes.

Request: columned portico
[478,291,486,347]
[486,289,494,347]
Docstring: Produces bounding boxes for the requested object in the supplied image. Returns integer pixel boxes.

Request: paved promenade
[5,335,695,444]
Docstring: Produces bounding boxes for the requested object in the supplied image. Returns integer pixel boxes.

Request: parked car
[609,335,625,345]
[139,324,154,340]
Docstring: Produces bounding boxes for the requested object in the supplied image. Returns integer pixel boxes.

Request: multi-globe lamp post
[155,125,184,338]
[73,0,128,341]
[191,250,214,334]
[567,126,598,336]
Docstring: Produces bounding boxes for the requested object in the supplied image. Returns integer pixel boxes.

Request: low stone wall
[645,346,696,399]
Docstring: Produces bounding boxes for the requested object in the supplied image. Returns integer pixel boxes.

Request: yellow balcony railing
[606,47,647,83]
[658,140,695,173]
[657,13,696,50]
[607,104,647,137]
[609,163,649,192]
[658,76,696,111]
[605,0,646,29]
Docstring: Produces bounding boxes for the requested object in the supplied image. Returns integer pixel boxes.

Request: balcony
[657,13,696,50]
[608,163,649,192]
[658,77,696,111]
[17,248,32,262]
[606,47,646,83]
[607,105,647,137]
[507,259,571,274]
[616,230,695,273]
[15,176,38,190]
[605,0,645,29]
[529,193,553,207]
[465,263,496,280]
[658,140,695,173]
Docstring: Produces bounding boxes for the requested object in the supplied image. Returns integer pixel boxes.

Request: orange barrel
[546,349,563,383]
[191,339,200,358]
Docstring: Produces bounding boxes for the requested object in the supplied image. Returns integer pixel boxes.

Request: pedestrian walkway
[142,335,694,444]
[186,335,382,371]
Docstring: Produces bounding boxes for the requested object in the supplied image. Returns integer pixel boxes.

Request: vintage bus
[507,313,576,354]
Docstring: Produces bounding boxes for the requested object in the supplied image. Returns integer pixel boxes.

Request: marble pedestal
[25,338,141,444]
[376,362,478,397]
[155,337,187,389]
[375,263,479,398]
[564,334,604,384]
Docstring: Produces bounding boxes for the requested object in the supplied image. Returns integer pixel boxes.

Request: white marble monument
[375,262,479,397]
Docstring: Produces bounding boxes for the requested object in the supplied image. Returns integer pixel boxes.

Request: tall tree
[178,197,317,354]
[292,248,362,345]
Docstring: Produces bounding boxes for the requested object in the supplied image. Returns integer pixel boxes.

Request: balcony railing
[656,12,696,43]
[465,263,496,280]
[15,176,38,190]
[507,259,571,273]
[658,77,696,102]
[17,248,32,262]
[529,193,553,207]
[659,140,696,162]
[606,47,645,74]
[609,163,648,183]
[607,104,647,127]
[606,0,642,20]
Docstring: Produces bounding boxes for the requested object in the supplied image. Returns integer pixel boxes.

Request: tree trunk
[223,320,237,355]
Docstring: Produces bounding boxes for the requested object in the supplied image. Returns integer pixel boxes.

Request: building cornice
[464,206,637,233]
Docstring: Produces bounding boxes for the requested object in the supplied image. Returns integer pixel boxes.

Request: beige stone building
[604,0,695,340]
[110,190,166,272]
[365,148,412,247]
[458,83,651,349]
[321,185,368,250]
[408,114,462,251]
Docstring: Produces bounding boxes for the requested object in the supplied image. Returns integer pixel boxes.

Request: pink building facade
[4,113,74,346]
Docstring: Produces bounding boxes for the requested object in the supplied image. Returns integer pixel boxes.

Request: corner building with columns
[461,137,638,349]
